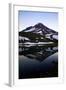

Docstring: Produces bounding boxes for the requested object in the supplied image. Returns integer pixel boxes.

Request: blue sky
[18,11,58,31]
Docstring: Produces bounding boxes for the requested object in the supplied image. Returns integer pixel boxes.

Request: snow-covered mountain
[22,23,58,35]
[19,23,58,43]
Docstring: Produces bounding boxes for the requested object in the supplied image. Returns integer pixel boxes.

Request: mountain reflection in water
[19,43,58,79]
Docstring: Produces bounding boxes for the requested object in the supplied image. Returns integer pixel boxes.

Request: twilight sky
[18,11,58,31]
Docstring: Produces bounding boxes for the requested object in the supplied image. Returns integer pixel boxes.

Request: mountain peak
[34,23,44,28]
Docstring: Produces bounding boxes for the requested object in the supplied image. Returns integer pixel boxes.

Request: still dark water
[19,44,58,79]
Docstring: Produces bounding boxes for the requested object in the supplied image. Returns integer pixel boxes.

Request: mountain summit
[34,23,45,28]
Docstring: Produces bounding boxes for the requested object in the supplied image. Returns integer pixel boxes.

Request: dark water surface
[19,44,58,79]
